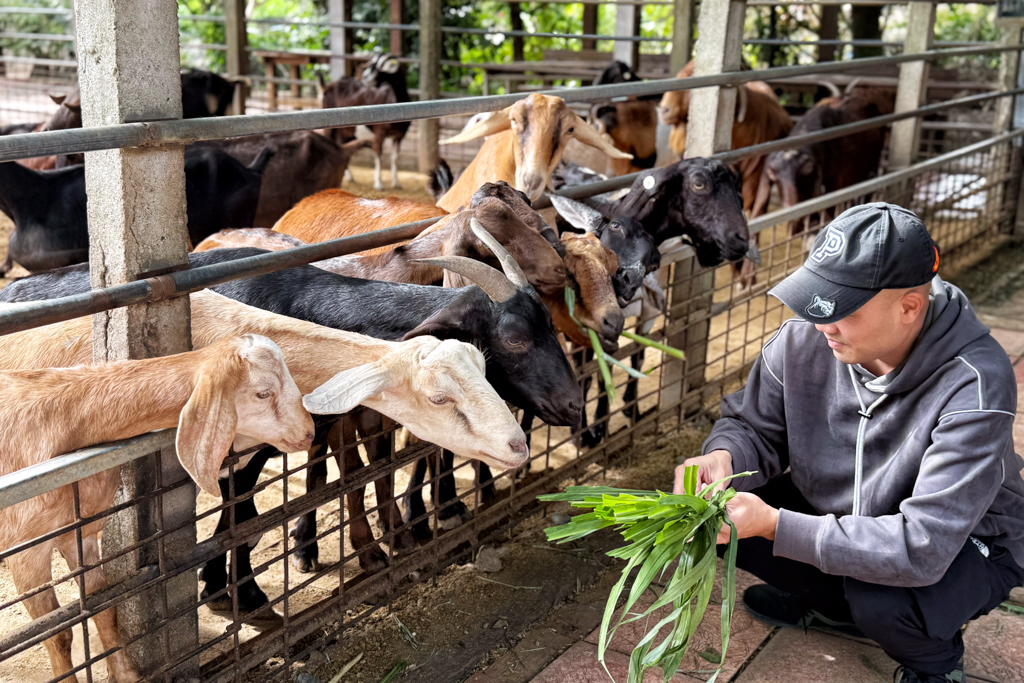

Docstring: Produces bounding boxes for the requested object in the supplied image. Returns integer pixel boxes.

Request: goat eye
[505,339,525,348]
[257,390,272,400]
[693,181,705,191]
[429,395,450,405]
[567,127,574,134]
[610,222,622,232]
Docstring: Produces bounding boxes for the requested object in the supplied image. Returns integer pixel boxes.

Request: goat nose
[509,438,529,460]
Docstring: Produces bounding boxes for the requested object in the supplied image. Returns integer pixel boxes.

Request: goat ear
[381,56,401,74]
[440,109,511,145]
[549,194,604,233]
[303,362,393,415]
[50,94,66,106]
[570,112,633,160]
[401,304,479,342]
[176,365,242,498]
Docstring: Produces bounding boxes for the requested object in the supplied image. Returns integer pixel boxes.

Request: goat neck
[437,131,518,212]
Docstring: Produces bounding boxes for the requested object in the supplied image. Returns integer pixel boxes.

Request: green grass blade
[589,328,617,403]
[683,465,698,496]
[697,470,757,498]
[605,353,649,380]
[620,330,686,360]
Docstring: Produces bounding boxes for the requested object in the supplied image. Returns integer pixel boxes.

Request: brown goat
[589,99,659,176]
[547,231,623,353]
[436,93,633,211]
[201,198,568,296]
[0,335,312,683]
[18,87,83,170]
[658,61,793,213]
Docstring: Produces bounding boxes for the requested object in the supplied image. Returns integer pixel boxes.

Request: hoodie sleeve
[702,325,790,492]
[773,406,1013,587]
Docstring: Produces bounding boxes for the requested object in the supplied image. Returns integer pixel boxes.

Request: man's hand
[716,492,779,544]
[675,449,732,495]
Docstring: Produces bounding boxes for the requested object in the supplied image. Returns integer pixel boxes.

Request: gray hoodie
[703,278,1024,587]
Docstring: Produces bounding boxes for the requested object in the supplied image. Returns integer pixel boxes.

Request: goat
[3,237,583,578]
[435,93,634,211]
[270,182,566,291]
[17,87,83,171]
[0,146,273,274]
[587,60,660,175]
[658,61,792,215]
[318,53,410,191]
[180,68,238,118]
[0,334,313,683]
[0,289,526,610]
[194,131,371,226]
[759,85,896,234]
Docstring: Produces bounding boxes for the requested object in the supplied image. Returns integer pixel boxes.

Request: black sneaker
[743,584,866,638]
[893,658,964,683]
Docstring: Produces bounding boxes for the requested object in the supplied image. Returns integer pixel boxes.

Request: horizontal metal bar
[0,6,71,15]
[715,87,1024,166]
[0,31,75,42]
[438,26,670,42]
[180,42,227,51]
[1,45,1019,164]
[0,431,175,511]
[747,128,1024,236]
[743,39,985,48]
[177,13,225,23]
[0,217,439,337]
[0,54,76,67]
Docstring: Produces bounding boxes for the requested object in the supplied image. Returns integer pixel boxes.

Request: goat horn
[570,112,633,160]
[736,86,749,124]
[549,194,605,233]
[844,77,863,96]
[411,256,518,303]
[440,108,511,145]
[469,217,531,289]
[819,81,841,99]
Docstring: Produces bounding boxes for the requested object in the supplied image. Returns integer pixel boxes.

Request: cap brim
[769,266,878,324]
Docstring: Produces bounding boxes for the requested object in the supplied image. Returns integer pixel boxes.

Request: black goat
[181,68,238,118]
[0,146,273,274]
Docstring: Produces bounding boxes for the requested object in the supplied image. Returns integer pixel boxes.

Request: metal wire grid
[1,132,1017,682]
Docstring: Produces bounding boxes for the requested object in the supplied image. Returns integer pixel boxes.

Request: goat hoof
[438,500,469,530]
[410,519,433,542]
[358,544,390,574]
[290,552,320,574]
[580,427,605,450]
[480,483,498,504]
[392,182,403,190]
[391,527,420,554]
[237,580,271,613]
[373,183,385,191]
[202,593,233,612]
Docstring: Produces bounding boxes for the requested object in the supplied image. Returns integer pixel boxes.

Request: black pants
[732,474,1024,675]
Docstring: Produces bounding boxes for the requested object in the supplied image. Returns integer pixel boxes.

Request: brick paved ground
[466,290,1024,683]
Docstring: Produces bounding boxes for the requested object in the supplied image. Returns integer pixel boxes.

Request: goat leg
[341,441,389,574]
[474,462,497,504]
[623,349,645,423]
[55,533,140,682]
[402,456,432,541]
[289,441,330,573]
[355,412,418,555]
[390,138,402,189]
[435,449,469,529]
[516,410,535,480]
[0,248,13,276]
[579,349,607,449]
[9,545,77,681]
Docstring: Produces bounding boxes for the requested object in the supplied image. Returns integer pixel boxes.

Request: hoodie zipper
[846,365,887,517]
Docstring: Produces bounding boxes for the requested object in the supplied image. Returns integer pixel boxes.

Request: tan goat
[436,93,634,211]
[0,334,313,683]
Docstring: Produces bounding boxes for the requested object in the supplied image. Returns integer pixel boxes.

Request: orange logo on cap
[932,246,940,273]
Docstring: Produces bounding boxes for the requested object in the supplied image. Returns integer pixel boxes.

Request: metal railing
[0,41,1021,683]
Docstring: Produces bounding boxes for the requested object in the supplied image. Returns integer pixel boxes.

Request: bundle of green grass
[539,466,753,683]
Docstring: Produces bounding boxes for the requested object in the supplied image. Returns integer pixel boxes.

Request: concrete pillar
[224,0,248,115]
[670,0,695,75]
[582,3,598,52]
[888,2,936,171]
[329,0,352,80]
[418,0,440,172]
[660,0,744,420]
[613,2,639,69]
[74,0,196,676]
[391,0,404,56]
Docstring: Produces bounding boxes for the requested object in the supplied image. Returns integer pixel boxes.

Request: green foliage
[934,4,1001,71]
[539,467,755,683]
[0,0,75,63]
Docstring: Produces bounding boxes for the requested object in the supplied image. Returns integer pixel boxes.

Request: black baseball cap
[769,202,940,324]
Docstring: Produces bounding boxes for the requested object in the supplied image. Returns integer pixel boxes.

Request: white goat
[0,334,314,683]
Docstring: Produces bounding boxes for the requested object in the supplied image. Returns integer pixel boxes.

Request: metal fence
[0,26,1022,683]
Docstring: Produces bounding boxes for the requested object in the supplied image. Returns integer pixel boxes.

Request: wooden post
[329,0,352,80]
[391,0,404,56]
[670,0,694,75]
[613,1,639,68]
[659,0,744,420]
[888,2,936,171]
[418,0,440,172]
[995,19,1024,234]
[582,3,598,52]
[265,59,278,111]
[223,0,248,115]
[510,3,525,63]
[818,4,839,63]
[75,0,195,675]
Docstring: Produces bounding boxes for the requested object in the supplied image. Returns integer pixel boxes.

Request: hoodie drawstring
[847,365,887,517]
